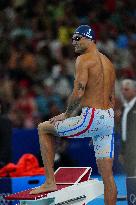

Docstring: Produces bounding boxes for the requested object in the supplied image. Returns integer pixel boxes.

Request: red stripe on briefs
[66,108,95,138]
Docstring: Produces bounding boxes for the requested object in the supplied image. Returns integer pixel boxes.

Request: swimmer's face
[72,34,89,53]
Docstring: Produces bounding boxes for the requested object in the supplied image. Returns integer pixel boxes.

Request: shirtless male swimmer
[30,25,117,205]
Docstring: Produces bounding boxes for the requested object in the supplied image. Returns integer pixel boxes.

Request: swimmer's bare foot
[29,183,57,194]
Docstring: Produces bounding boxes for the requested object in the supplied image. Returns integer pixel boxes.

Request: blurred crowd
[0,0,135,128]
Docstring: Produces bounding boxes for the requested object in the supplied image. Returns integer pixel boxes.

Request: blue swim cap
[74,25,95,40]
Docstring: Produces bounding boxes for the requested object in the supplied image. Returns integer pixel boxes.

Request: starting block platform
[5,167,104,205]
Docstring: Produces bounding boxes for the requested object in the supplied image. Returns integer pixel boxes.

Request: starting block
[5,167,104,205]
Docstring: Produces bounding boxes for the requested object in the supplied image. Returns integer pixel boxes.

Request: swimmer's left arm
[65,56,88,118]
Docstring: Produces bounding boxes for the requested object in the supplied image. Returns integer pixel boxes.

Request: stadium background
[0,0,136,204]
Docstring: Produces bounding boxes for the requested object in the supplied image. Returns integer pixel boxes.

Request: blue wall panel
[12,128,40,163]
[11,129,122,175]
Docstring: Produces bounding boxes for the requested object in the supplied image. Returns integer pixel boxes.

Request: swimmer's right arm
[50,56,89,122]
[65,56,89,118]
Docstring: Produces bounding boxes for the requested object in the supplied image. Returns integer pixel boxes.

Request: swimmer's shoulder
[76,53,96,68]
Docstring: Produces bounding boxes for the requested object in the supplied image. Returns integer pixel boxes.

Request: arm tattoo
[66,96,81,117]
[65,82,85,117]
[78,82,85,91]
[109,95,112,102]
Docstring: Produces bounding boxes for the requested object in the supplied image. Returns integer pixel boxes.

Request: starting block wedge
[5,167,104,205]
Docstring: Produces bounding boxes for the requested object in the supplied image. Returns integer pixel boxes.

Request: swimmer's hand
[49,113,67,125]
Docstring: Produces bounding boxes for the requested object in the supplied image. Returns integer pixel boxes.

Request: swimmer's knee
[96,158,113,178]
[38,122,42,130]
[38,121,56,136]
[38,121,50,132]
[38,122,44,131]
